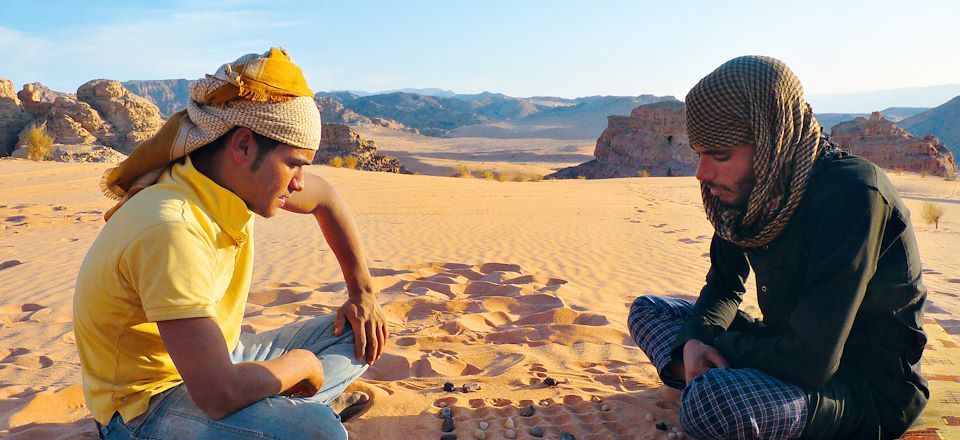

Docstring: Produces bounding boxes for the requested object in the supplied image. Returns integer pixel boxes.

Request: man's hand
[334,295,388,365]
[682,339,729,382]
[279,349,325,397]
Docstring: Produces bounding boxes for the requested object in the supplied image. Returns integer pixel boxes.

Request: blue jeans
[98,314,368,440]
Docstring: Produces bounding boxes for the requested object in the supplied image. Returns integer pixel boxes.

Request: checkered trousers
[628,295,808,440]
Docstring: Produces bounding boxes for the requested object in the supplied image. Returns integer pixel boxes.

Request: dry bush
[920,202,944,229]
[637,169,651,178]
[478,169,495,180]
[920,170,928,179]
[576,175,587,180]
[452,165,472,178]
[25,121,54,161]
[528,174,543,182]
[328,156,344,168]
[495,172,510,182]
[344,155,358,169]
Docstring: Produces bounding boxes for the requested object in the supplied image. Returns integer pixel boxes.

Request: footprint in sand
[0,260,23,271]
[0,348,54,369]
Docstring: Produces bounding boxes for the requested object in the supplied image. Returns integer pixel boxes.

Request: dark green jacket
[677,153,928,436]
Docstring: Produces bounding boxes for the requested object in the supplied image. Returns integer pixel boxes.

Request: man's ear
[226,127,256,165]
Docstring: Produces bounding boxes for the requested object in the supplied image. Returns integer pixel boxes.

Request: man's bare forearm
[158,319,323,419]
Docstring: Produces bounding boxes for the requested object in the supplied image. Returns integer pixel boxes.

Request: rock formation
[831,112,957,178]
[314,123,410,174]
[3,79,165,159]
[77,80,165,152]
[0,79,32,156]
[548,101,696,179]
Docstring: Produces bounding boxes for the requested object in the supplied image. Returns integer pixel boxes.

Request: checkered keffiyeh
[686,56,823,248]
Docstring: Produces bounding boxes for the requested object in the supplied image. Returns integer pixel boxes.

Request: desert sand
[0,156,958,439]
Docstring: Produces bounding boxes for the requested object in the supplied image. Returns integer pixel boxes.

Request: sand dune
[0,157,957,438]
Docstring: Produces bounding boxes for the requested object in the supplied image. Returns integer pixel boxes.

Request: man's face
[241,141,316,218]
[694,144,756,208]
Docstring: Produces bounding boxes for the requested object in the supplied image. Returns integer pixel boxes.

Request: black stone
[560,434,576,440]
[439,407,453,419]
[442,417,455,432]
[443,382,456,392]
[656,422,668,431]
[529,426,544,438]
[440,435,457,440]
[543,377,558,387]
[519,404,536,417]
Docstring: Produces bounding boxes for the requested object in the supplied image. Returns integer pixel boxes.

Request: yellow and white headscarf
[100,47,321,220]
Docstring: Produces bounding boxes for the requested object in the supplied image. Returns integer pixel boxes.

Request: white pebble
[505,417,515,429]
[644,413,655,422]
[600,404,611,411]
[479,421,489,430]
[438,401,447,408]
[540,400,550,406]
[505,429,517,439]
[473,429,486,440]
[667,433,678,440]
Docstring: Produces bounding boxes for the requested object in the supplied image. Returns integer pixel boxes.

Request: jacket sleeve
[714,183,891,390]
[673,233,750,353]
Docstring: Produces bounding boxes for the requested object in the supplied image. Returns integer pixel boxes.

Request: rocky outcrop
[831,112,957,178]
[16,82,66,116]
[122,79,190,117]
[548,101,696,179]
[77,80,165,152]
[314,123,410,174]
[0,79,33,156]
[8,79,164,158]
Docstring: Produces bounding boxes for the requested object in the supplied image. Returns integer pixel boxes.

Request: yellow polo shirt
[74,156,255,425]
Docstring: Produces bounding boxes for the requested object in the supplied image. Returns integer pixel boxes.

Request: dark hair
[189,126,282,171]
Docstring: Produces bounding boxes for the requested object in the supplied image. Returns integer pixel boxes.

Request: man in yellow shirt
[74,48,386,439]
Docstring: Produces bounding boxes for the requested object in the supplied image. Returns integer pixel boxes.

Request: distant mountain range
[315,91,676,138]
[118,80,959,155]
[899,96,960,158]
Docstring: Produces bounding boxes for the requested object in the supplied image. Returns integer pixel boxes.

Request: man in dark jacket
[628,56,928,439]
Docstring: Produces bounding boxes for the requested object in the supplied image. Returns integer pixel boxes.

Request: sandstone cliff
[0,79,32,156]
[547,101,696,179]
[831,112,957,178]
[2,79,165,158]
[314,123,410,174]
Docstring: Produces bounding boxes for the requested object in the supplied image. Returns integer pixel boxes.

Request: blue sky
[1,0,958,105]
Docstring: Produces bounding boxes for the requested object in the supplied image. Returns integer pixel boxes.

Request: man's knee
[679,368,741,440]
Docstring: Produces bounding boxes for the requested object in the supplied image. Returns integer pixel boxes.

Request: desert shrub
[478,169,495,180]
[25,121,54,161]
[344,155,358,169]
[328,156,344,168]
[637,169,651,178]
[495,172,509,182]
[920,170,928,178]
[528,174,543,182]
[920,202,944,229]
[452,164,472,178]
[576,175,587,180]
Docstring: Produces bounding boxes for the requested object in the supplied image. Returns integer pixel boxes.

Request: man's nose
[288,171,304,193]
[695,157,713,182]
